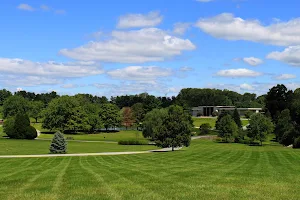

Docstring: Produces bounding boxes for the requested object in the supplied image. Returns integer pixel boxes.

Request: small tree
[29,101,44,123]
[50,131,67,154]
[247,113,274,146]
[199,123,211,135]
[233,108,242,128]
[215,111,230,130]
[218,115,238,142]
[121,107,135,130]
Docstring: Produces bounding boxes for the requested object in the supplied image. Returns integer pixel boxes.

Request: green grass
[193,117,250,127]
[0,139,300,199]
[0,139,156,155]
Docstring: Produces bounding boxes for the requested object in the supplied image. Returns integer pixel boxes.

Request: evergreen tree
[233,108,242,128]
[50,131,67,154]
[218,115,238,142]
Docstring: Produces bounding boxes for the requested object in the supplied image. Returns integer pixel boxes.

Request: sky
[1,0,300,97]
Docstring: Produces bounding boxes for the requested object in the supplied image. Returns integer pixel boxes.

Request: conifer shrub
[50,131,67,154]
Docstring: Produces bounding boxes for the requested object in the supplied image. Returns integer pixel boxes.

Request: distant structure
[191,106,262,117]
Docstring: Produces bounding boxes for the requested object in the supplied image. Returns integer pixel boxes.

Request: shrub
[3,117,15,138]
[293,137,300,149]
[212,111,218,117]
[244,111,253,119]
[118,140,148,145]
[50,131,67,154]
[196,112,203,117]
[25,126,37,139]
[199,123,212,135]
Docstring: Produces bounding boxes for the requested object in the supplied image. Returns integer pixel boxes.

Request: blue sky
[1,0,300,96]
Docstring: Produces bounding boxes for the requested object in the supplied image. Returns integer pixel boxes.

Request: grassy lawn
[0,139,299,199]
[0,139,156,155]
[193,117,250,127]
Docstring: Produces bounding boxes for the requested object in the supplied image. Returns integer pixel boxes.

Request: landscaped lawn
[193,117,249,128]
[0,139,300,199]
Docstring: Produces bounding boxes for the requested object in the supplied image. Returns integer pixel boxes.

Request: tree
[83,103,102,133]
[142,108,168,140]
[233,108,242,128]
[42,96,80,131]
[131,103,145,125]
[153,105,193,151]
[0,89,12,106]
[100,104,121,131]
[2,95,30,118]
[215,111,231,130]
[199,123,211,135]
[121,107,135,130]
[218,115,238,142]
[247,113,274,145]
[50,131,67,154]
[274,109,292,142]
[14,113,31,139]
[29,101,44,123]
[244,111,253,119]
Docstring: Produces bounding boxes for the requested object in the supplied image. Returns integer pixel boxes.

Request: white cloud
[0,58,104,78]
[40,5,50,11]
[243,57,263,66]
[173,23,191,35]
[267,46,300,66]
[274,74,296,80]
[0,75,61,87]
[107,66,172,82]
[117,11,163,29]
[196,13,300,46]
[17,4,35,11]
[60,84,79,89]
[216,68,262,77]
[179,66,194,72]
[240,83,254,90]
[60,28,196,63]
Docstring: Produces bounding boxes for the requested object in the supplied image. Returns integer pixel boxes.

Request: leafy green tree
[29,101,44,123]
[233,108,242,128]
[100,103,121,131]
[218,115,238,142]
[2,95,30,118]
[131,103,145,125]
[42,96,80,131]
[153,105,193,151]
[247,113,274,145]
[50,131,67,154]
[275,109,292,141]
[0,89,12,106]
[216,111,231,130]
[67,106,91,132]
[83,103,102,132]
[142,108,168,139]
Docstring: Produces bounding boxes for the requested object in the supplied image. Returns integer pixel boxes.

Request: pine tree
[233,108,242,128]
[50,131,67,154]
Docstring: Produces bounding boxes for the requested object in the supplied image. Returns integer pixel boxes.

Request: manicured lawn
[38,130,147,142]
[193,117,250,127]
[0,138,156,155]
[0,139,300,199]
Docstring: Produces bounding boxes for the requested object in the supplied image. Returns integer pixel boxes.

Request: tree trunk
[172,146,174,151]
[35,118,38,123]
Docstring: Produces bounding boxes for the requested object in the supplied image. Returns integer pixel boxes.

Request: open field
[193,117,249,127]
[0,139,300,199]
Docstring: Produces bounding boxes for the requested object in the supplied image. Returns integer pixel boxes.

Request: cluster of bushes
[118,139,149,145]
[199,123,212,135]
[3,113,37,139]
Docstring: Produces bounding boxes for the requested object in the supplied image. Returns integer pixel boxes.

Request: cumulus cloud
[0,75,61,87]
[117,11,163,29]
[267,46,300,66]
[196,13,300,46]
[17,4,35,11]
[60,28,196,63]
[243,57,263,66]
[274,74,296,80]
[107,66,172,82]
[173,23,191,35]
[240,83,254,90]
[216,68,262,77]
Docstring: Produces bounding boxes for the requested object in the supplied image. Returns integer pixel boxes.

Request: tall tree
[232,108,242,128]
[275,109,293,142]
[29,101,44,123]
[2,95,30,118]
[218,115,238,142]
[131,103,145,125]
[0,89,12,106]
[143,108,168,139]
[100,104,121,131]
[247,113,274,145]
[121,107,135,130]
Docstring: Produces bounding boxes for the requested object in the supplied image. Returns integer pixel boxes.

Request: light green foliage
[142,108,168,139]
[131,103,145,124]
[218,115,238,142]
[83,103,102,132]
[50,131,67,154]
[100,103,121,130]
[29,101,44,123]
[248,113,274,145]
[2,95,30,118]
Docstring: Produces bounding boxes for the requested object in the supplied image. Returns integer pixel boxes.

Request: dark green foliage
[118,140,148,145]
[25,126,38,139]
[2,95,30,118]
[143,108,168,139]
[247,113,274,145]
[293,137,300,148]
[100,103,121,131]
[0,89,12,105]
[217,115,238,142]
[3,114,37,139]
[233,108,242,127]
[244,111,253,119]
[215,111,231,130]
[50,131,67,154]
[199,123,211,135]
[131,103,145,124]
[212,111,218,117]
[275,109,292,142]
[234,129,247,143]
[29,101,44,123]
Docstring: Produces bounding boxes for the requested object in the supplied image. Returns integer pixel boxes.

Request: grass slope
[0,139,300,199]
[193,117,249,127]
